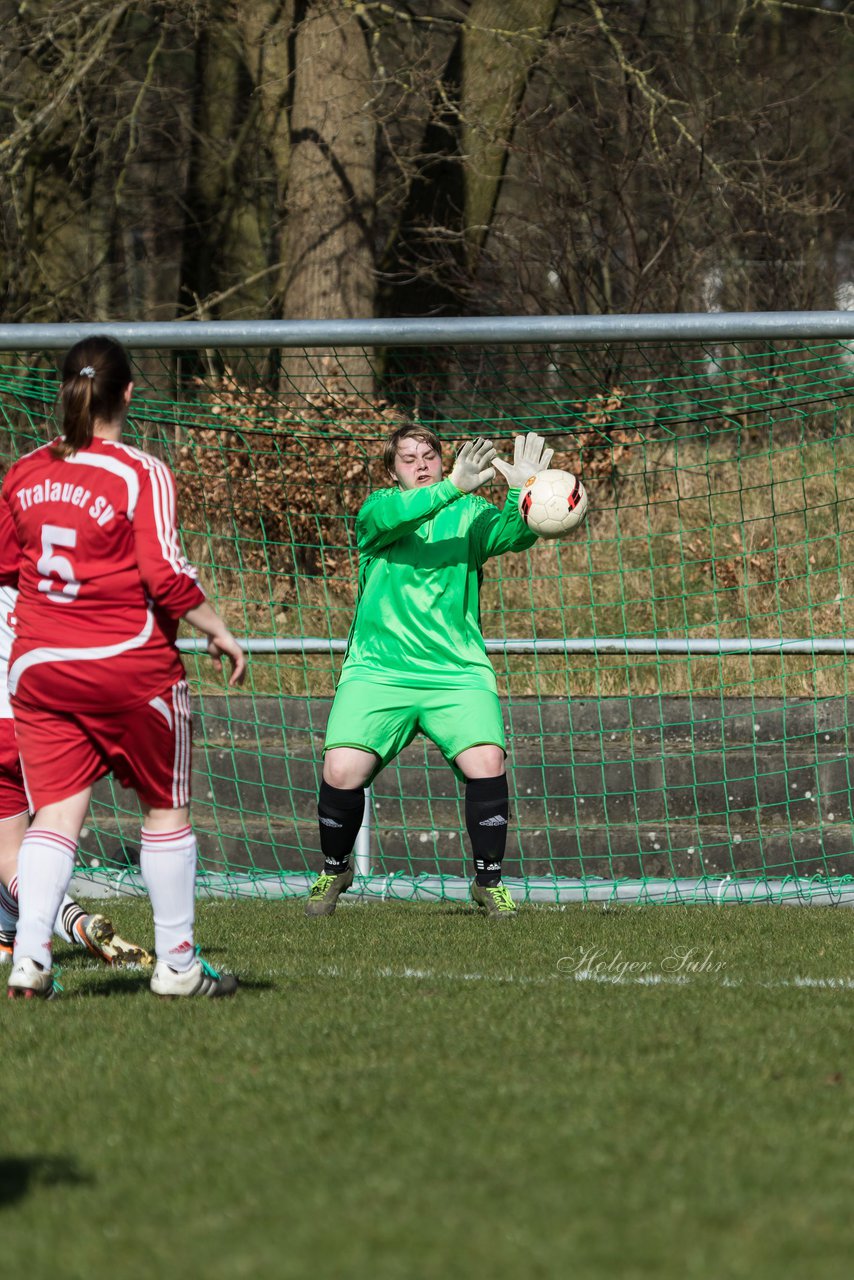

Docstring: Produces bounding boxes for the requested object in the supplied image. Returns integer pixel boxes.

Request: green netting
[1,333,853,904]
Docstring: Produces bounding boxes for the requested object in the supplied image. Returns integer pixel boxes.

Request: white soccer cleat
[150,955,238,999]
[7,956,59,1000]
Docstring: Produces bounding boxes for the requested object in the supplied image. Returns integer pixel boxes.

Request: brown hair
[54,335,133,458]
[383,424,443,476]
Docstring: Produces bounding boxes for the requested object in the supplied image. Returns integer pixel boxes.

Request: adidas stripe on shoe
[150,954,238,998]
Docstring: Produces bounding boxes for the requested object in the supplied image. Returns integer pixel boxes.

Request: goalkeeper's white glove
[449,437,497,493]
[493,432,554,488]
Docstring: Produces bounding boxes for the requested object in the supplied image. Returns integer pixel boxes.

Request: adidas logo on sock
[479,815,507,827]
[319,816,343,828]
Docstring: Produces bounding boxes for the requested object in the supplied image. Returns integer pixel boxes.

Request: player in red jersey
[0,335,245,999]
[0,585,154,967]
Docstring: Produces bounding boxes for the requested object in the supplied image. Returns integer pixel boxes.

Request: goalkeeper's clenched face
[390,435,443,490]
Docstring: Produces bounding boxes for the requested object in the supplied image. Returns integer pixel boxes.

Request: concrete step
[89,737,854,826]
[77,694,854,883]
[76,814,854,882]
[191,694,854,749]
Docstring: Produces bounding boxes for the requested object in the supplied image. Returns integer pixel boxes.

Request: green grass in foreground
[2,901,853,1280]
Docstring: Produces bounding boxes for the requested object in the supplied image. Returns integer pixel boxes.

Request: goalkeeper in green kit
[305,424,553,920]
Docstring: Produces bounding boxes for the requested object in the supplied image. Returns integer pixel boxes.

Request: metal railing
[0,310,852,348]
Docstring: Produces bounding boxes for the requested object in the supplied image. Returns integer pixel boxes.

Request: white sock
[13,829,77,967]
[139,825,197,971]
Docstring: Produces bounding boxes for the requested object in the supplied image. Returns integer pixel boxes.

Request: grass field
[2,900,853,1280]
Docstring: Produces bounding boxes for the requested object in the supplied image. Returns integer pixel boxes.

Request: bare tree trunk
[1,4,193,327]
[183,1,269,323]
[237,0,296,314]
[97,9,193,323]
[282,0,376,400]
[461,0,559,270]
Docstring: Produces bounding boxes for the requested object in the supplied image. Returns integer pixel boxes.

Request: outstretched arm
[133,465,245,685]
[356,479,464,554]
[357,438,497,554]
[470,432,552,562]
[471,494,538,563]
[133,464,205,617]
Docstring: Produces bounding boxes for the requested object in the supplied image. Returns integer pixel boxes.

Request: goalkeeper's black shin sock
[317,781,365,875]
[465,774,509,886]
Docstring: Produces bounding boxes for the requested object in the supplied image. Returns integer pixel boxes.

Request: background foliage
[1,0,851,333]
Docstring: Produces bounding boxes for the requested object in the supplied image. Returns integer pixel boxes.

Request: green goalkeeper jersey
[339,477,536,691]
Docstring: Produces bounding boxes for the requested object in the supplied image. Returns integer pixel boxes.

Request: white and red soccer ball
[518,469,588,539]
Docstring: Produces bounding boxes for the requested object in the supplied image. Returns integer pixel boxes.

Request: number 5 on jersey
[38,524,81,603]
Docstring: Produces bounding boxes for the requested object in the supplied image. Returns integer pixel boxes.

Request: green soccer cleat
[305,866,355,917]
[471,880,518,921]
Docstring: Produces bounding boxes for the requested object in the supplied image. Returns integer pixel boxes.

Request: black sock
[61,901,87,943]
[317,780,365,875]
[465,774,509,886]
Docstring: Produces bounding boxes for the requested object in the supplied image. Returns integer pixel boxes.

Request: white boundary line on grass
[71,960,854,990]
[314,964,854,991]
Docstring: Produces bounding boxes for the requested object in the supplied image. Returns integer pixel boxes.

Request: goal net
[1,317,853,904]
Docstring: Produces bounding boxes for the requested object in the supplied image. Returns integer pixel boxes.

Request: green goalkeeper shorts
[323,680,506,780]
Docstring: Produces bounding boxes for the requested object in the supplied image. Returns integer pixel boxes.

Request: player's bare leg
[306,747,377,917]
[456,744,517,921]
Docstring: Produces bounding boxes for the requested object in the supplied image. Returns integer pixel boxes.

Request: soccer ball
[518,469,588,539]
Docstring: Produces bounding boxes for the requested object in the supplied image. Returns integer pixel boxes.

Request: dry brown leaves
[686,533,780,591]
[548,389,642,487]
[174,371,404,575]
[173,376,639,580]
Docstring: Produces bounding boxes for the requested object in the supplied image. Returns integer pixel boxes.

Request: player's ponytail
[54,336,133,458]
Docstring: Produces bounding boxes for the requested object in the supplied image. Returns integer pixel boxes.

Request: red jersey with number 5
[0,437,205,711]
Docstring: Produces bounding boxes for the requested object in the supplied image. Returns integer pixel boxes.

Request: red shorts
[12,680,193,811]
[0,718,28,820]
